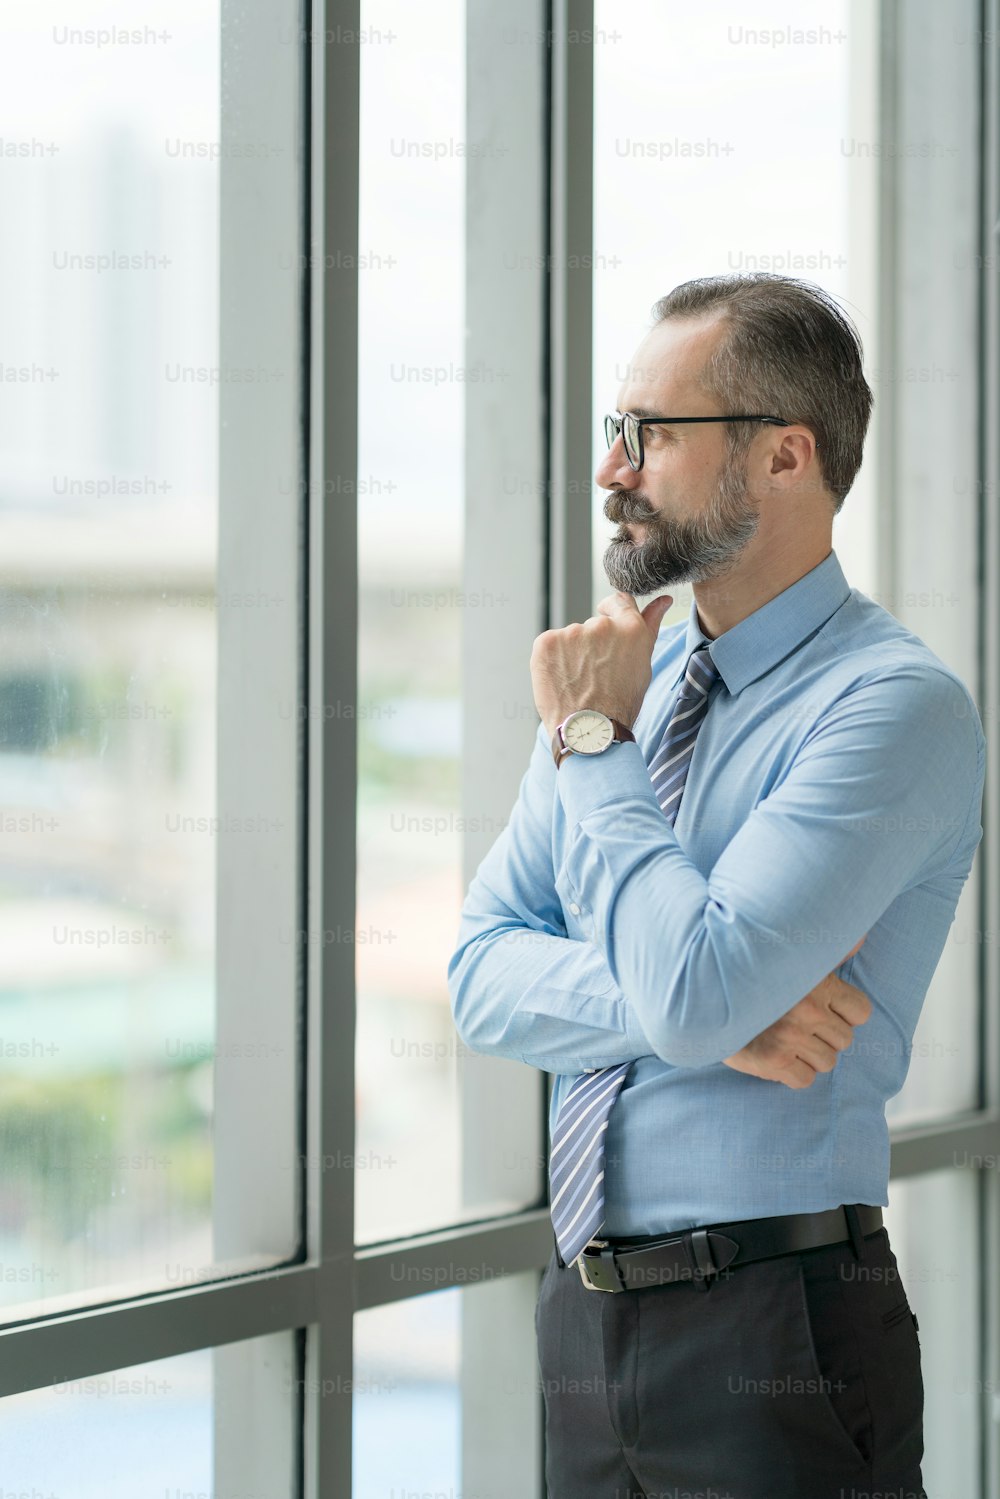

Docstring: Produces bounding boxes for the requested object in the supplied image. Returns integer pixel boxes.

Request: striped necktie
[548,642,721,1266]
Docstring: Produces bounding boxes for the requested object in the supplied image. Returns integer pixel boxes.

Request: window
[592,3,997,1490]
[0,0,299,1325]
[0,3,995,1497]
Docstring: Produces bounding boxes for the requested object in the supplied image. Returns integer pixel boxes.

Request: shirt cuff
[554,738,663,826]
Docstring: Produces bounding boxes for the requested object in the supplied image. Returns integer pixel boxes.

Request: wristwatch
[551,709,636,768]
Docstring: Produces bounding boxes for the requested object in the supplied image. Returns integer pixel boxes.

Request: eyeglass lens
[605,413,640,469]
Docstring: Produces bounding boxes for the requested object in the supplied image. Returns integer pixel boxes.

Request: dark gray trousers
[534,1227,926,1499]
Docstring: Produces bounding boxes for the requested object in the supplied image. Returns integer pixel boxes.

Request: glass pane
[883,1170,980,1498]
[592,0,860,609]
[0,0,300,1317]
[354,0,461,1245]
[353,1270,540,1499]
[0,1331,296,1499]
[354,0,539,1241]
[354,1288,460,1496]
[877,3,982,1127]
[354,0,463,1246]
[885,917,980,1128]
[593,0,979,1121]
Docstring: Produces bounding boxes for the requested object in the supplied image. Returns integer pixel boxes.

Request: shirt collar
[671,548,852,698]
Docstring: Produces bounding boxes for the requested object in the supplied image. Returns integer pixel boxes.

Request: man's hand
[530,590,673,742]
[722,936,871,1089]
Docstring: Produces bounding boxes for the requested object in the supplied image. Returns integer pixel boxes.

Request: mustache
[603,490,658,525]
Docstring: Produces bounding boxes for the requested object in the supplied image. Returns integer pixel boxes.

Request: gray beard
[601,450,759,594]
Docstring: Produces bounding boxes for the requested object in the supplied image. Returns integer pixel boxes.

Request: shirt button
[568,901,581,915]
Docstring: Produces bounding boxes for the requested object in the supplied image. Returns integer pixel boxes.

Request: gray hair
[650,274,873,513]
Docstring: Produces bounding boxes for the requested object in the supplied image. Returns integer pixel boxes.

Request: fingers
[807,967,872,1026]
[765,1007,860,1083]
[825,976,873,1027]
[756,993,864,1086]
[786,1032,840,1075]
[724,962,874,1091]
[774,1058,818,1090]
[810,1012,857,1052]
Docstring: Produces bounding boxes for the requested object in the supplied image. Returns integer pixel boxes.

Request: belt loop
[844,1203,866,1263]
[683,1229,715,1292]
[553,1231,566,1270]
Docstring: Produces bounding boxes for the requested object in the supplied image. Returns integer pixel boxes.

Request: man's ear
[769,426,816,482]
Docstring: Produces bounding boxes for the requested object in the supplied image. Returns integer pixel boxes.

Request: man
[447,274,985,1499]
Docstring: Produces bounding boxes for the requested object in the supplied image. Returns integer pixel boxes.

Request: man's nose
[594,437,640,493]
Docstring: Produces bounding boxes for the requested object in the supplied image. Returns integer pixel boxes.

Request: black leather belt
[572,1203,884,1293]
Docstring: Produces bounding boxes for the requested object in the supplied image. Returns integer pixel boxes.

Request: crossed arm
[448,667,979,1084]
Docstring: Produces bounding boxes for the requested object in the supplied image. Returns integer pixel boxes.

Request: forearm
[448,905,654,1072]
[553,670,980,1066]
[447,719,654,1072]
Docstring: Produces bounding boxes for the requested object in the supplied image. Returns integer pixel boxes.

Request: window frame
[0,5,997,1499]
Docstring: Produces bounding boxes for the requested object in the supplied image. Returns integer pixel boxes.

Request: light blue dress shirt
[447,549,986,1234]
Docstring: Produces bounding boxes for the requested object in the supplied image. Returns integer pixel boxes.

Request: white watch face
[563,710,614,754]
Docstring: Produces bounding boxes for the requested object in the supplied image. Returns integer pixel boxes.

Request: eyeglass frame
[604,411,791,472]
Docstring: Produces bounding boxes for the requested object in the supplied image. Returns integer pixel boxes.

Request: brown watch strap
[551,716,636,768]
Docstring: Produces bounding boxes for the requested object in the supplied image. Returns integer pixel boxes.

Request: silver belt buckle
[576,1238,610,1291]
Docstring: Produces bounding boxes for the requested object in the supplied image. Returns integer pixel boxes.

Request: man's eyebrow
[626,405,668,420]
[612,402,677,420]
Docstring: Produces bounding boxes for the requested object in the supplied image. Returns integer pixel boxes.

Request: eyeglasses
[604,411,790,472]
